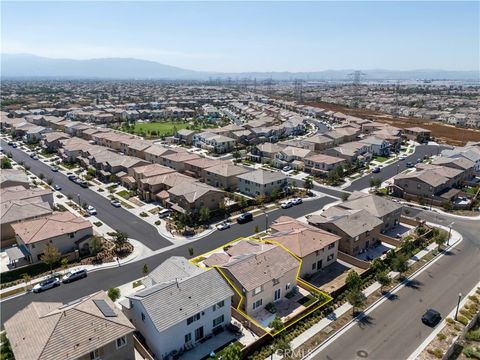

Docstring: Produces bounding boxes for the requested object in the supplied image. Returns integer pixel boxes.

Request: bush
[427,348,444,358]
[107,287,121,302]
[155,220,161,225]
[463,346,480,359]
[1,262,51,284]
[457,315,469,326]
[466,329,480,341]
[460,309,474,320]
[437,333,446,340]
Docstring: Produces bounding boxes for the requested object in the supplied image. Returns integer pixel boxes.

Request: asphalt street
[345,144,448,192]
[1,139,171,250]
[308,210,480,360]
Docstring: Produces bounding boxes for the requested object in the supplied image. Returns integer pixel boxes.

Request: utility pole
[348,71,366,108]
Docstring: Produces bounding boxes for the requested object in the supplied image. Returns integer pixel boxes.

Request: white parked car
[86,205,97,215]
[292,198,303,205]
[32,276,60,293]
[281,200,294,209]
[62,268,87,283]
[216,221,231,231]
[110,199,121,208]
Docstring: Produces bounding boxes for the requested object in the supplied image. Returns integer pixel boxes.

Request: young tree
[345,270,362,291]
[369,177,381,188]
[1,157,12,169]
[347,288,366,315]
[60,257,69,273]
[112,231,129,250]
[335,164,344,178]
[41,243,61,272]
[38,173,45,180]
[304,177,314,190]
[47,178,53,185]
[21,273,31,290]
[107,287,121,302]
[400,238,415,256]
[254,225,260,234]
[271,187,279,200]
[273,336,292,359]
[435,231,448,250]
[188,247,194,257]
[24,165,30,171]
[142,263,149,276]
[391,253,409,275]
[341,192,350,201]
[199,207,210,223]
[376,270,392,293]
[269,315,284,332]
[89,236,103,256]
[371,258,386,274]
[255,194,266,207]
[232,150,242,163]
[221,342,242,360]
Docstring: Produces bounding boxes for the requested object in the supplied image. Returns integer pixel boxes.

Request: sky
[1,1,479,72]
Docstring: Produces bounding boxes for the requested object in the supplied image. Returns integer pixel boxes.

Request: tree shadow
[382,291,399,301]
[404,279,423,290]
[355,312,375,328]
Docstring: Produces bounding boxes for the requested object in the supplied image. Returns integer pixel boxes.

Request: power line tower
[393,81,400,119]
[294,79,304,103]
[348,71,366,108]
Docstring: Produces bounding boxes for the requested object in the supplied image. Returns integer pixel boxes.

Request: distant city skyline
[1,1,479,72]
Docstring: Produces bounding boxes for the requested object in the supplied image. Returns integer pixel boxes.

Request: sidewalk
[266,227,463,360]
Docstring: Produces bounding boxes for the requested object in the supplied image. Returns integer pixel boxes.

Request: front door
[317,260,322,270]
[195,326,204,342]
[274,288,281,301]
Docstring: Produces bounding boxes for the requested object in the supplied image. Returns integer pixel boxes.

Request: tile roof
[237,169,286,184]
[4,291,134,360]
[341,191,402,218]
[1,199,52,224]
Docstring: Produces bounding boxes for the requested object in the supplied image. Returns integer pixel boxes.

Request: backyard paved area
[309,260,366,293]
[357,242,396,261]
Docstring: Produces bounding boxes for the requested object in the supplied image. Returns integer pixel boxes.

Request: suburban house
[183,158,225,179]
[323,141,372,163]
[139,172,196,202]
[143,145,177,164]
[161,152,201,172]
[249,143,285,163]
[303,153,346,175]
[193,131,236,154]
[302,135,335,151]
[266,216,341,278]
[308,206,383,256]
[403,127,432,142]
[122,257,233,360]
[167,182,225,214]
[11,212,93,263]
[339,191,402,232]
[204,163,250,191]
[174,129,196,145]
[359,136,391,156]
[219,244,300,316]
[441,145,480,172]
[0,169,30,189]
[274,146,313,170]
[237,169,287,197]
[4,291,135,360]
[41,132,71,152]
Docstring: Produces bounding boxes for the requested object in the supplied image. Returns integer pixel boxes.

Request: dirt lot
[305,101,480,146]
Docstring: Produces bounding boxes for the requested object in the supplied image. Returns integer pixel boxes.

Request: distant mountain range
[1,54,478,81]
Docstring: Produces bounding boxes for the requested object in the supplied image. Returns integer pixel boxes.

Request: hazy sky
[1,1,479,72]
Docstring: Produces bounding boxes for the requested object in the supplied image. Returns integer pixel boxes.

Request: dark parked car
[406,162,414,168]
[237,212,253,224]
[372,167,381,173]
[67,174,77,181]
[79,181,88,188]
[422,309,441,327]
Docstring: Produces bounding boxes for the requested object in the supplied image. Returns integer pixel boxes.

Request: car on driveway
[281,200,294,209]
[158,209,172,219]
[53,184,62,191]
[292,197,303,205]
[50,166,58,172]
[372,167,381,173]
[422,309,441,327]
[111,199,121,208]
[62,268,87,283]
[237,212,253,224]
[216,221,231,231]
[283,166,292,172]
[86,205,97,216]
[32,276,60,293]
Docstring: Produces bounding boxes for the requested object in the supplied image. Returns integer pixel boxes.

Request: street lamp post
[447,222,455,246]
[455,292,462,321]
[77,193,81,207]
[265,212,269,232]
[397,164,400,174]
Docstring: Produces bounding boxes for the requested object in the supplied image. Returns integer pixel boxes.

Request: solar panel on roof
[93,299,117,317]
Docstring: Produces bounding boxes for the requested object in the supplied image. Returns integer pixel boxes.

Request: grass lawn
[116,190,130,199]
[133,122,190,137]
[374,156,389,163]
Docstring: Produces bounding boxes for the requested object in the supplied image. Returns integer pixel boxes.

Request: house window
[253,299,263,310]
[253,286,263,295]
[274,289,281,301]
[116,336,127,349]
[273,278,280,286]
[185,333,192,343]
[69,232,75,238]
[213,315,224,327]
[312,263,316,270]
[328,243,335,250]
[327,254,334,261]
[286,283,291,291]
[187,313,201,325]
[354,236,359,241]
[90,349,100,360]
[213,300,225,311]
[141,313,145,322]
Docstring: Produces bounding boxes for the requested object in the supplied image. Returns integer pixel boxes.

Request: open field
[133,121,189,137]
[305,101,480,146]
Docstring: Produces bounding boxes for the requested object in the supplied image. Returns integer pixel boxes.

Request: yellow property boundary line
[190,236,333,337]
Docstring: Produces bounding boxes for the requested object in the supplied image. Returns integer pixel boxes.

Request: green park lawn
[133,122,190,137]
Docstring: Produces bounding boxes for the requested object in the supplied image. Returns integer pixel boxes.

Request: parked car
[216,221,231,231]
[79,181,88,188]
[406,162,414,168]
[237,212,253,224]
[281,200,294,209]
[86,206,97,215]
[158,209,172,219]
[7,141,13,146]
[11,143,17,148]
[292,198,303,205]
[111,199,121,208]
[283,166,292,172]
[53,184,62,191]
[399,155,407,161]
[372,167,381,173]
[32,276,60,293]
[416,158,422,163]
[422,309,441,327]
[67,174,77,181]
[31,155,39,160]
[62,268,87,283]
[50,166,58,172]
